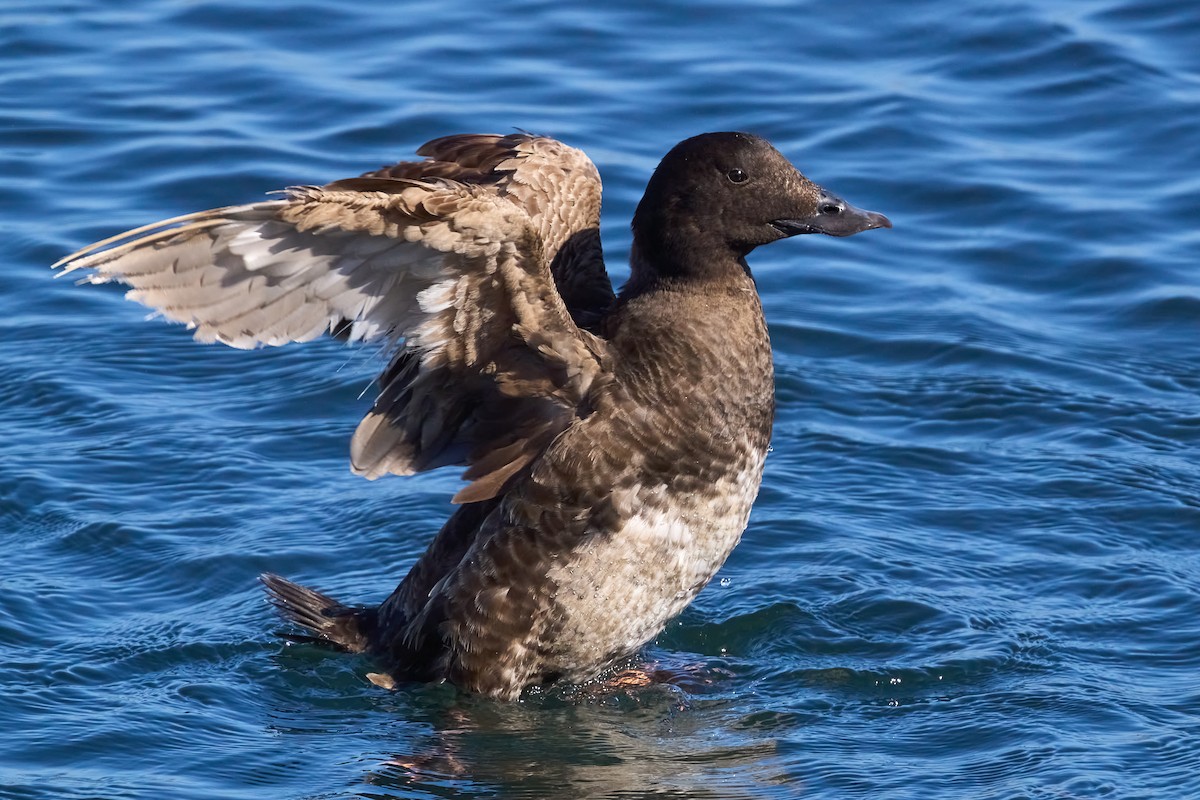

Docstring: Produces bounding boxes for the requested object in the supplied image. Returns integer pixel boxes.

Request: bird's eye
[726,168,748,184]
[820,203,841,215]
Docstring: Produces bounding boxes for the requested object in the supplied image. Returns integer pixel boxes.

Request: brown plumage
[55,131,890,700]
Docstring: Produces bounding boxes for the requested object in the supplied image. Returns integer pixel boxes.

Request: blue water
[4,0,1199,797]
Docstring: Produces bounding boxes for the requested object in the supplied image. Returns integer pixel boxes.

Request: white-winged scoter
[56,131,890,699]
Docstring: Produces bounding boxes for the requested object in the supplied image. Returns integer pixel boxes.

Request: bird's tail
[260,573,375,653]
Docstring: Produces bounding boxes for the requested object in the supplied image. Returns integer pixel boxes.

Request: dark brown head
[630,132,890,284]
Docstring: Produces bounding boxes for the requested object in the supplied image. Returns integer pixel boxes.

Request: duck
[55,131,890,700]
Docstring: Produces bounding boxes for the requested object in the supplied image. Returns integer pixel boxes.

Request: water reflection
[361,677,787,799]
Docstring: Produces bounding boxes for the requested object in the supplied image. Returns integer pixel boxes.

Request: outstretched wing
[55,164,613,504]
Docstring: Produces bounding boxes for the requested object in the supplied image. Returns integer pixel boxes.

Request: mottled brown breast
[427,274,774,696]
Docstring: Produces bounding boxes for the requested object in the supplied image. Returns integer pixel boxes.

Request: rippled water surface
[4,1,1200,798]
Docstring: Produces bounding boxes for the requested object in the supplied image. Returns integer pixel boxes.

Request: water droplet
[719,577,732,587]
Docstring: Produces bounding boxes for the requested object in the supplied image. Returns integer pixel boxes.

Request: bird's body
[57,131,888,700]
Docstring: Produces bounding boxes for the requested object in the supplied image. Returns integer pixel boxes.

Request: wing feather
[56,160,613,501]
[358,133,615,328]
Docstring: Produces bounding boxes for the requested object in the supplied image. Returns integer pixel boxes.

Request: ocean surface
[3,0,1199,797]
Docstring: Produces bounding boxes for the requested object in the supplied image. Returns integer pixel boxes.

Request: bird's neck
[620,238,752,299]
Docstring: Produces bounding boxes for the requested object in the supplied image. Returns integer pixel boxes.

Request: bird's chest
[528,287,775,673]
[539,426,769,675]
